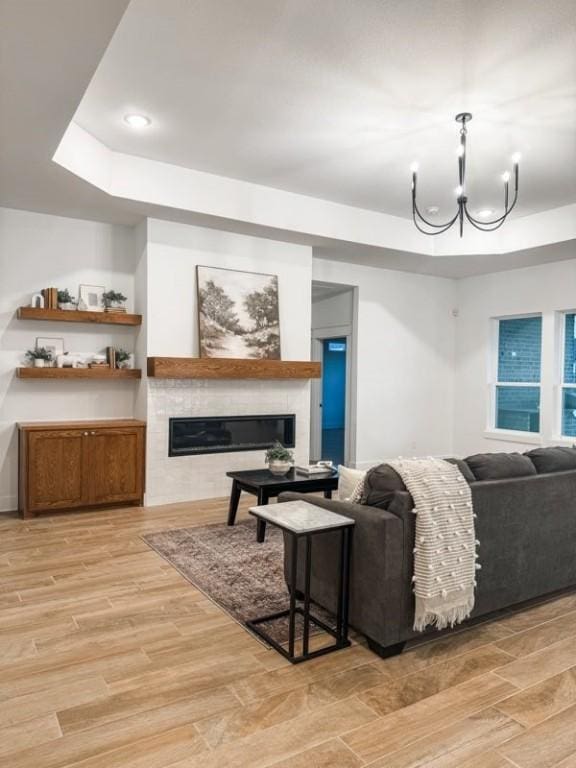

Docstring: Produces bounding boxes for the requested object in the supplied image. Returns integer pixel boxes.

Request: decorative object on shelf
[115,349,132,369]
[35,336,64,365]
[411,113,521,237]
[197,265,280,360]
[56,352,84,369]
[40,287,58,309]
[78,284,105,312]
[265,441,294,476]
[106,346,116,368]
[25,347,53,368]
[102,290,127,313]
[31,293,44,309]
[57,289,76,310]
[89,354,109,369]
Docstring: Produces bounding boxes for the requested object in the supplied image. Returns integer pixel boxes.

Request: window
[561,313,576,437]
[493,316,542,433]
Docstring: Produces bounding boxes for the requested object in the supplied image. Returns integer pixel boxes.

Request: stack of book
[41,287,58,309]
[295,462,334,475]
[104,306,127,313]
[106,347,117,368]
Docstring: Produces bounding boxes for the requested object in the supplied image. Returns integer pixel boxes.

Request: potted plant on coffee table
[265,441,294,476]
[102,290,127,312]
[26,347,53,368]
[57,289,76,310]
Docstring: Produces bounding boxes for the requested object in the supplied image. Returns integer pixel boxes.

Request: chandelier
[411,113,520,237]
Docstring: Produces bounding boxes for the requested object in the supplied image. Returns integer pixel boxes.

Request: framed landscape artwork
[196,266,281,359]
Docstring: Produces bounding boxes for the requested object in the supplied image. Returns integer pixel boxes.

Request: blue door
[321,338,346,465]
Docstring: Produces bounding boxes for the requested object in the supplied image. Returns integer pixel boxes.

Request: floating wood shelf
[17,367,142,380]
[17,307,142,326]
[147,357,321,380]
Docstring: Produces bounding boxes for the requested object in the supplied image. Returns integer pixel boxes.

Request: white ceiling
[75,0,576,221]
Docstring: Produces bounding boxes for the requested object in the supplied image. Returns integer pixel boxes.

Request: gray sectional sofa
[279,446,576,657]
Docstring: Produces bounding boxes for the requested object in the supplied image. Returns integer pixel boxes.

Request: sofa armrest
[278,492,407,647]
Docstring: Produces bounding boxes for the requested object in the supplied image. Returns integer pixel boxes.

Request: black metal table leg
[323,489,332,499]
[227,480,241,526]
[337,526,353,644]
[288,531,298,657]
[302,535,312,656]
[256,489,269,543]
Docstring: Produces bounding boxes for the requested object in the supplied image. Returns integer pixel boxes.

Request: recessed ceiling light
[123,114,151,129]
[426,206,440,215]
[477,208,495,218]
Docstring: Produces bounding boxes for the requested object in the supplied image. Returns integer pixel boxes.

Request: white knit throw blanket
[388,457,479,632]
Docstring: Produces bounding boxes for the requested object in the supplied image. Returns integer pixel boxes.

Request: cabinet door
[27,430,88,511]
[88,428,144,505]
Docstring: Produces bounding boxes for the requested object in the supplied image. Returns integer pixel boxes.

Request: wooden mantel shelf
[17,367,142,380]
[18,307,142,326]
[147,357,321,380]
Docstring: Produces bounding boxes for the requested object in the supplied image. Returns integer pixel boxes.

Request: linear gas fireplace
[169,414,295,457]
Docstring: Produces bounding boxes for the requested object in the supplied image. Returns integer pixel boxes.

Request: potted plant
[57,289,76,310]
[102,290,127,311]
[115,349,132,369]
[264,441,294,476]
[26,347,53,368]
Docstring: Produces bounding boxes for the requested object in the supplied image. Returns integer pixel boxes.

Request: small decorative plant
[265,441,294,476]
[26,347,53,368]
[57,289,75,309]
[102,290,127,309]
[115,348,131,368]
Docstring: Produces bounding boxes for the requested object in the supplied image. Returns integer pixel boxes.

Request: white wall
[312,289,354,333]
[0,207,140,512]
[312,257,456,468]
[145,220,313,505]
[454,258,576,457]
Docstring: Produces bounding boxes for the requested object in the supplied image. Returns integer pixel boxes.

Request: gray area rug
[143,519,334,645]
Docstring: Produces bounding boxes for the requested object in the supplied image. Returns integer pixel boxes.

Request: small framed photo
[78,284,105,312]
[36,337,64,364]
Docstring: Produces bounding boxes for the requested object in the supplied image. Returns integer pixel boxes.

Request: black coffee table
[226,468,339,543]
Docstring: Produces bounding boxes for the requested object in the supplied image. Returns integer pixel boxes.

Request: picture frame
[196,265,281,359]
[78,284,105,312]
[36,336,64,364]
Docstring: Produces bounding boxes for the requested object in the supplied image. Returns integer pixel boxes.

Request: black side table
[226,468,339,543]
[246,500,355,664]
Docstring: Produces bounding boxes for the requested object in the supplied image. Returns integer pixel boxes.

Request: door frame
[310,318,358,466]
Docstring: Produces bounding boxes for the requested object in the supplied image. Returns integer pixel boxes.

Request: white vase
[268,460,292,477]
[107,301,125,311]
[33,359,45,368]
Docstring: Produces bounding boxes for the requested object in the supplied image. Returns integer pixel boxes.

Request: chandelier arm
[463,206,511,233]
[464,189,519,226]
[413,199,460,229]
[412,209,460,236]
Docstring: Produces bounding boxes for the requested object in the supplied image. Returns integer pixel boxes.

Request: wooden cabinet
[19,420,146,518]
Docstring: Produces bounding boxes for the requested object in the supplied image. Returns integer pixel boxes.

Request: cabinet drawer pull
[83,431,89,436]
[91,431,96,435]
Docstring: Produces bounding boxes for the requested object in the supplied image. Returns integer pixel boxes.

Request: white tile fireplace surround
[146,379,311,506]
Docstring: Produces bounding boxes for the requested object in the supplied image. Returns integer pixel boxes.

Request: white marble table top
[249,499,355,534]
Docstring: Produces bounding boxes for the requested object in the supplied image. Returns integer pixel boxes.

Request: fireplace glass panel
[169,415,295,456]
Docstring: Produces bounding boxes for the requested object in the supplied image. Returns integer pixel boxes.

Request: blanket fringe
[413,597,475,632]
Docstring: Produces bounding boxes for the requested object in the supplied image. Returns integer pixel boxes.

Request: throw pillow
[337,465,366,502]
[465,452,537,481]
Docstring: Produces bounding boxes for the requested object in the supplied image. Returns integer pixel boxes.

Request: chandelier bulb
[410,161,419,174]
[501,171,511,183]
[512,152,521,165]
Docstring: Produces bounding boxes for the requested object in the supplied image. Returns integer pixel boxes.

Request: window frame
[487,313,543,440]
[556,309,576,440]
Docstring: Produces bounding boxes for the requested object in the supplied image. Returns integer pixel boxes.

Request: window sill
[483,429,543,445]
[550,436,576,446]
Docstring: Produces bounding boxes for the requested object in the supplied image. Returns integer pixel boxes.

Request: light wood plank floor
[2,497,576,767]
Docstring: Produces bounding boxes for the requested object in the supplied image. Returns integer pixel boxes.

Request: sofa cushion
[360,464,406,509]
[361,457,474,509]
[465,452,537,481]
[444,457,476,483]
[525,446,576,474]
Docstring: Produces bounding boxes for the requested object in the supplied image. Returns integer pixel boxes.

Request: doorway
[321,337,347,465]
[310,282,357,467]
